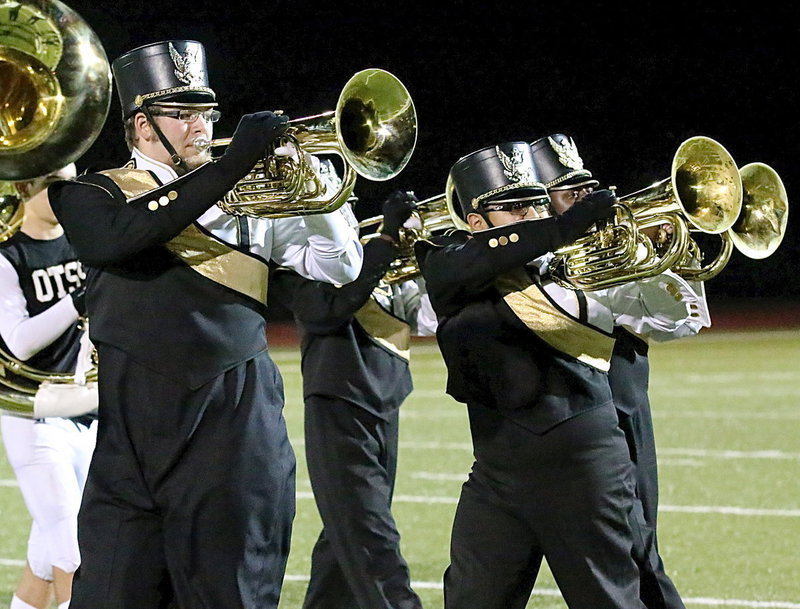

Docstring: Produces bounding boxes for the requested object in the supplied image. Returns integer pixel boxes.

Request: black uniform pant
[444,401,645,609]
[71,345,296,609]
[619,405,686,609]
[302,395,422,609]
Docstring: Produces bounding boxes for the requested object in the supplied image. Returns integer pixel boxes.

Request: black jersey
[0,232,84,373]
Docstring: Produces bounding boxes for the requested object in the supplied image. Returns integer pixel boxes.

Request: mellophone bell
[192,67,417,218]
[544,135,788,289]
[0,0,110,418]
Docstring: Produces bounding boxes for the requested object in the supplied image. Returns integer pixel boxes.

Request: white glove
[33,381,98,418]
[273,143,320,171]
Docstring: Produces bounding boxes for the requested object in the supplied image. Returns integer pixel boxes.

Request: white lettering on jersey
[31,262,84,303]
[48,265,68,298]
[63,261,84,290]
[32,269,55,302]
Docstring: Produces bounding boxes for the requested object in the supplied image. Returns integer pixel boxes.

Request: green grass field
[1,329,799,608]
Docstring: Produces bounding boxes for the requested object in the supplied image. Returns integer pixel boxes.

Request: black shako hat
[112,40,216,118]
[449,142,547,220]
[529,133,599,191]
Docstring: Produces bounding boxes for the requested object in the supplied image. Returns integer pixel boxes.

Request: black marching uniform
[50,160,299,609]
[270,234,424,609]
[414,142,645,609]
[417,226,644,609]
[46,39,365,609]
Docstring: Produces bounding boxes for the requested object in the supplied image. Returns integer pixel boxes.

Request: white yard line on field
[392,441,800,461]
[0,567,792,608]
[683,598,800,608]
[660,505,800,517]
[659,448,800,460]
[285,574,800,608]
[297,491,800,517]
[399,405,800,420]
[665,371,800,383]
[654,411,800,420]
[412,472,468,481]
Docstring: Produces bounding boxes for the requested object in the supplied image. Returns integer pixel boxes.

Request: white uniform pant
[1,415,97,580]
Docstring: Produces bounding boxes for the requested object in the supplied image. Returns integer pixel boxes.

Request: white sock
[58,602,70,609]
[10,595,38,609]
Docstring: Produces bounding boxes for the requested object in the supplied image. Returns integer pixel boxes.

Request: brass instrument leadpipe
[192,111,336,152]
[356,192,450,237]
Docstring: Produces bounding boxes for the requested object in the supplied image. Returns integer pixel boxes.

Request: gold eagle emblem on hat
[497,146,535,183]
[169,42,206,86]
[548,136,584,171]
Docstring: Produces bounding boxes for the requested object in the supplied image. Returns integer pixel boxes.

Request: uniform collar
[131,147,179,185]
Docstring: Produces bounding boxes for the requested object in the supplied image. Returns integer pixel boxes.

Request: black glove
[70,285,87,317]
[555,189,617,244]
[216,111,289,178]
[381,190,418,241]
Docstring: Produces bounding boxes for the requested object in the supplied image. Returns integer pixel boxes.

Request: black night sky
[57,0,800,301]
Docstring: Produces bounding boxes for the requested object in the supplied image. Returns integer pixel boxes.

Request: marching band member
[47,40,363,609]
[530,133,711,609]
[0,164,97,609]
[416,140,711,608]
[270,190,436,609]
[414,142,645,609]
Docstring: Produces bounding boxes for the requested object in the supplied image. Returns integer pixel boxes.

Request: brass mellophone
[548,136,788,290]
[192,68,418,219]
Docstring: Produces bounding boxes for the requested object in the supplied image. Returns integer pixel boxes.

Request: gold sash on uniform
[354,297,411,361]
[495,268,615,371]
[100,168,269,304]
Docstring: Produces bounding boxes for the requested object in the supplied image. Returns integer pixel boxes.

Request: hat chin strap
[479,209,496,229]
[141,105,190,174]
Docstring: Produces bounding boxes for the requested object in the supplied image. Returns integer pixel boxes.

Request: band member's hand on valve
[273,141,321,190]
[217,111,289,177]
[381,190,418,242]
[555,188,618,243]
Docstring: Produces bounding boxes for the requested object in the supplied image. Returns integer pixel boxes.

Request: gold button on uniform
[488,238,499,248]
[159,195,169,206]
[147,201,159,211]
[509,233,519,243]
[498,236,509,246]
[168,190,178,200]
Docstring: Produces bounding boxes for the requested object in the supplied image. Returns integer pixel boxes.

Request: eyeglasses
[564,186,593,200]
[149,107,221,124]
[482,196,549,215]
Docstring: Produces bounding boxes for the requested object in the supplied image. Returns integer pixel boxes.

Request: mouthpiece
[193,136,211,152]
